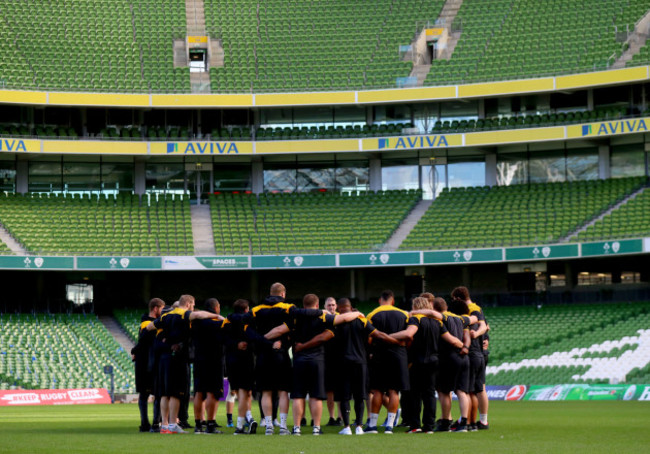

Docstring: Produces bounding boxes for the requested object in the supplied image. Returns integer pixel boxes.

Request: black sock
[353,399,365,426]
[227,414,233,424]
[195,419,202,428]
[340,400,351,427]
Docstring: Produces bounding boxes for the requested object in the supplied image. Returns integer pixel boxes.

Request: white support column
[598,144,611,180]
[369,156,382,192]
[251,160,264,194]
[485,152,497,187]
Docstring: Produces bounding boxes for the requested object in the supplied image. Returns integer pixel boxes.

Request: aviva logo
[581,119,648,136]
[167,142,240,154]
[0,139,27,152]
[378,135,449,150]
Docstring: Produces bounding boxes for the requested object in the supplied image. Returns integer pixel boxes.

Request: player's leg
[168,396,182,432]
[226,390,236,427]
[421,363,436,433]
[326,391,337,424]
[292,398,305,434]
[309,398,323,434]
[161,396,170,428]
[138,391,150,431]
[193,392,205,433]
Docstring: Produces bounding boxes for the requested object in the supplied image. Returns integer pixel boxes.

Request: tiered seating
[0,240,11,255]
[401,177,644,250]
[0,0,188,92]
[578,188,650,241]
[0,313,133,392]
[209,190,421,254]
[0,193,193,256]
[486,302,650,385]
[114,309,141,344]
[206,0,444,92]
[427,0,649,85]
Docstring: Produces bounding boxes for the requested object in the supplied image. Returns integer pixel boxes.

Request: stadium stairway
[98,316,135,353]
[0,222,26,255]
[562,185,648,242]
[190,204,217,255]
[383,199,433,251]
[612,9,650,69]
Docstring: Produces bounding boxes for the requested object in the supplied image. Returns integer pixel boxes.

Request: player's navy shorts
[437,352,469,394]
[335,361,368,402]
[226,355,255,391]
[157,353,189,398]
[255,349,292,392]
[291,358,326,400]
[369,351,409,392]
[193,358,224,397]
[468,351,486,394]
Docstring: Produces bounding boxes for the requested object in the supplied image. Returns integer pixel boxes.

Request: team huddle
[131,283,490,435]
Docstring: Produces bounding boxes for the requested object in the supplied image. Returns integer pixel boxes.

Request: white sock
[264,416,272,428]
[280,413,288,429]
[246,410,253,422]
[369,413,379,427]
[237,417,245,429]
[479,413,488,425]
[386,412,396,428]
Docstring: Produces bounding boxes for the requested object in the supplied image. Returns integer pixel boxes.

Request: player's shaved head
[433,297,448,312]
[303,293,319,308]
[337,297,351,313]
[270,282,286,296]
[379,290,394,305]
[412,296,431,310]
[205,298,220,314]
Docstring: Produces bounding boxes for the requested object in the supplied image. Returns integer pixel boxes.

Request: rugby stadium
[1,0,650,452]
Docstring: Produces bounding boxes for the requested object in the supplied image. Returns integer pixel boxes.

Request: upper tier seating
[485,301,650,385]
[209,190,421,254]
[0,0,188,92]
[400,177,645,250]
[0,313,133,392]
[578,188,650,241]
[426,0,649,85]
[0,193,193,256]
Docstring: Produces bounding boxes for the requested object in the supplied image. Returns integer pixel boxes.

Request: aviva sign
[579,118,649,137]
[152,142,253,155]
[363,134,461,151]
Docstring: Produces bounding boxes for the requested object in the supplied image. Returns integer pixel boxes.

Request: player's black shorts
[324,359,339,393]
[157,353,189,398]
[437,352,469,394]
[193,358,224,397]
[291,358,326,400]
[334,361,368,402]
[135,360,154,394]
[369,351,409,392]
[468,351,486,394]
[227,355,255,391]
[255,349,292,392]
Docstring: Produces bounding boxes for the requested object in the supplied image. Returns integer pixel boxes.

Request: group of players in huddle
[131,283,490,436]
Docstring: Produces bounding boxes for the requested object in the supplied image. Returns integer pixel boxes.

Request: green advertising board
[580,239,643,257]
[523,384,650,401]
[76,256,162,270]
[505,244,579,261]
[0,256,74,269]
[251,254,336,269]
[423,248,503,264]
[338,251,420,267]
[197,256,249,269]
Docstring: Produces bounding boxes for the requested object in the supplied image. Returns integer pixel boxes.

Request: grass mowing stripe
[1,401,649,454]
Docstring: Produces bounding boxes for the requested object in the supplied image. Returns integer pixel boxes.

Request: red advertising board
[0,388,111,406]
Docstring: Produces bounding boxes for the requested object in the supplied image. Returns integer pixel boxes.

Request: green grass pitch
[1,401,649,453]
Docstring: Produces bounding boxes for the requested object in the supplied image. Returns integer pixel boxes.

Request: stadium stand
[0,240,11,255]
[0,313,133,392]
[400,177,646,250]
[0,193,193,256]
[577,188,650,241]
[205,0,444,92]
[426,0,650,85]
[0,0,188,92]
[486,301,650,385]
[209,190,421,254]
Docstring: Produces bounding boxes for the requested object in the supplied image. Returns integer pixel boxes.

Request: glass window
[0,159,16,192]
[29,161,63,192]
[382,159,419,191]
[213,165,252,192]
[101,162,134,193]
[497,153,528,186]
[63,162,101,193]
[297,166,335,192]
[566,148,599,181]
[145,163,184,194]
[421,164,446,199]
[336,163,369,193]
[447,159,485,188]
[611,145,645,178]
[529,151,566,183]
[264,164,296,192]
[621,271,641,284]
[577,272,612,286]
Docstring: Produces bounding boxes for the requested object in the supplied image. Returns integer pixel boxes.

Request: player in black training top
[365,290,410,434]
[392,296,463,433]
[451,286,489,431]
[131,297,164,432]
[145,294,222,434]
[227,282,324,435]
[332,297,400,435]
